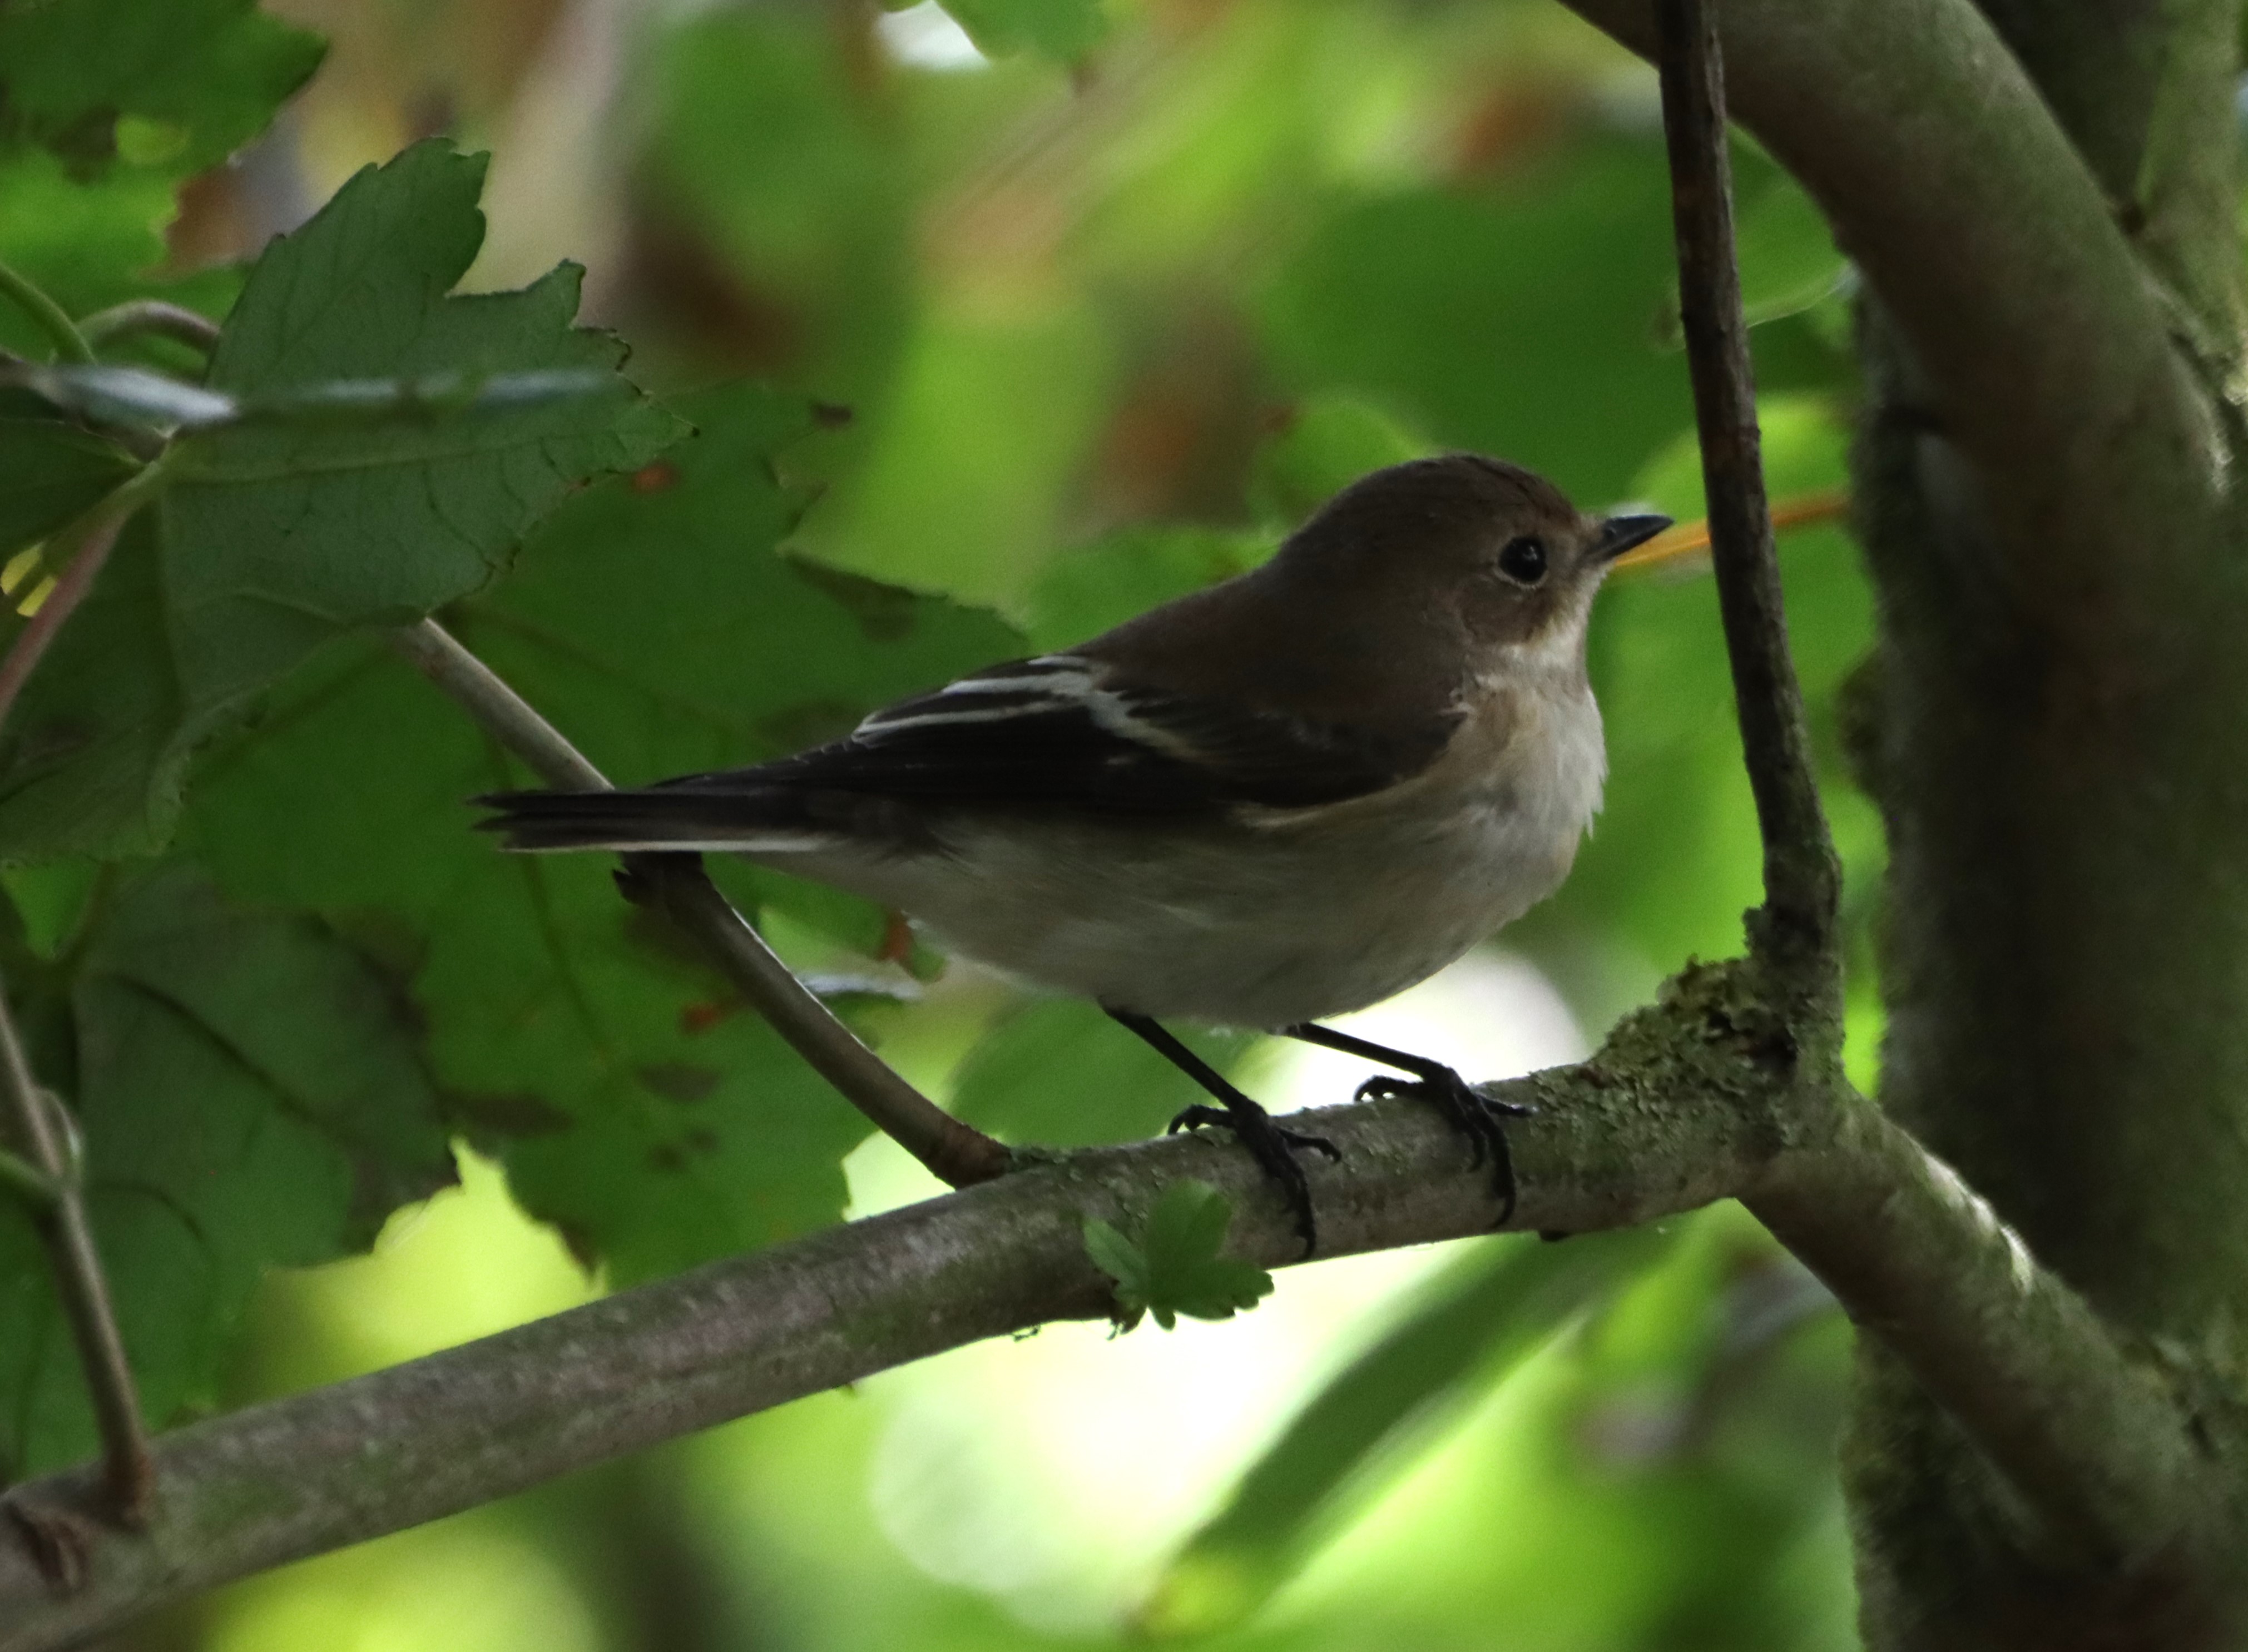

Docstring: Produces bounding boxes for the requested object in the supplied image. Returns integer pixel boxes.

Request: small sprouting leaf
[1082,1218,1151,1331]
[1086,1180,1273,1333]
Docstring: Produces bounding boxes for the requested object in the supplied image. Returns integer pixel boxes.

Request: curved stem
[387,619,1011,1189]
[0,978,151,1525]
[0,260,93,366]
[0,459,173,734]
[77,301,221,356]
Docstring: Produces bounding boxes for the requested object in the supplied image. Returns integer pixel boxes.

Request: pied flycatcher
[481,454,1668,1251]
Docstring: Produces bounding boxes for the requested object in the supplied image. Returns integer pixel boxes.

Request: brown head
[1264,453,1670,661]
[1085,453,1668,726]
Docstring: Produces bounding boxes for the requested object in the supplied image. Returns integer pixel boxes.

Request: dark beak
[1594,513,1674,562]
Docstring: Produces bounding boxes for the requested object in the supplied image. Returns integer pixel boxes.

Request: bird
[479,454,1669,1253]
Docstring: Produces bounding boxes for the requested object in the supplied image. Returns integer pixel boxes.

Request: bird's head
[1276,453,1671,674]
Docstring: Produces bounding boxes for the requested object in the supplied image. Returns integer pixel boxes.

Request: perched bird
[481,455,1667,1251]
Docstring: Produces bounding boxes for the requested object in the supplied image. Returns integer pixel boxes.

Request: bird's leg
[1279,1023,1533,1225]
[1106,1008,1339,1257]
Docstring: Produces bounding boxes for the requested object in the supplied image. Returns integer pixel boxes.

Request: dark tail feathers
[475,785,816,853]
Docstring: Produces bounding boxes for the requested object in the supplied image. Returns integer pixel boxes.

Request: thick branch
[1655,0,1839,959]
[1566,0,2222,648]
[0,962,2212,1646]
[1749,1110,2220,1567]
[387,621,1010,1189]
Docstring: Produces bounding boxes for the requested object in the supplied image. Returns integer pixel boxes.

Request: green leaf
[1086,1179,1272,1333]
[935,0,1107,62]
[0,861,454,1475]
[1260,137,1693,507]
[1734,177,1849,329]
[0,148,176,360]
[1247,394,1429,525]
[1081,1217,1150,1316]
[0,0,324,176]
[1540,393,1869,982]
[0,140,686,861]
[949,997,1257,1148]
[179,384,1021,1281]
[1019,523,1269,656]
[0,391,137,559]
[1142,1225,1673,1634]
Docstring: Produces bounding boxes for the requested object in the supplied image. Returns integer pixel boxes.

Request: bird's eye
[1496,535,1548,584]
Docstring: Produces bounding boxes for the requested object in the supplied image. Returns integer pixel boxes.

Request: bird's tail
[476,785,832,855]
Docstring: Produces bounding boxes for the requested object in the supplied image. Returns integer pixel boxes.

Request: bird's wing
[687,654,1462,817]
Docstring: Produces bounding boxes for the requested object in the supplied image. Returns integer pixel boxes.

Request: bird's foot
[1354,1066,1533,1224]
[1166,1103,1341,1257]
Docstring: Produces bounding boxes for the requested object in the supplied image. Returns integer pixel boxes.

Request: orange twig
[1613,485,1850,572]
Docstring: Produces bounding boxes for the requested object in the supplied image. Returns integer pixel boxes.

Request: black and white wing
[478,654,1462,853]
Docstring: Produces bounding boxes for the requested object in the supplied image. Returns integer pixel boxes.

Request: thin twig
[388,619,1012,1188]
[0,459,170,1527]
[75,302,221,356]
[0,983,151,1524]
[1612,486,1849,572]
[0,460,171,735]
[1655,0,1841,959]
[0,259,93,366]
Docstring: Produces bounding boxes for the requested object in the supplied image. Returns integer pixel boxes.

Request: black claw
[1167,1103,1337,1256]
[1358,1067,1532,1226]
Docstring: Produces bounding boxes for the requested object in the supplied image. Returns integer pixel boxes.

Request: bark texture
[1849,2,2248,1645]
[1571,0,2248,1643]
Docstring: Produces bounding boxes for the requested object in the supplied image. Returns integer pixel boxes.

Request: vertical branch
[1655,0,1840,963]
[0,981,151,1521]
[389,621,1012,1189]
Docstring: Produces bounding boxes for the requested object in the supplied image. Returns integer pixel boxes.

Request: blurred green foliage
[0,0,1876,1644]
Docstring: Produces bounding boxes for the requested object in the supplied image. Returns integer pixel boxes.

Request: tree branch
[387,620,1011,1189]
[1647,0,2224,1576]
[1655,0,1839,961]
[1747,1110,2220,1569]
[1565,0,2222,649]
[0,960,2212,1646]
